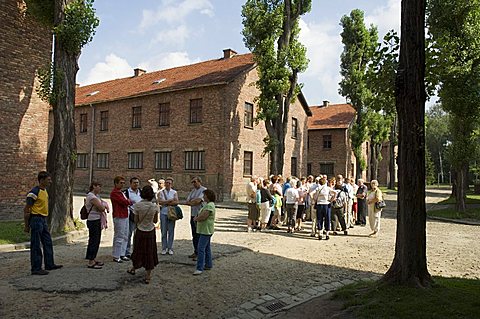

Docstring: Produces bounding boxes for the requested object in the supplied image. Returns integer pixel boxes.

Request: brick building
[67,50,311,200]
[307,102,358,178]
[0,1,52,218]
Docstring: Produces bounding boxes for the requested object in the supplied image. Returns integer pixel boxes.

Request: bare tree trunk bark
[47,0,78,233]
[370,142,378,181]
[454,164,467,212]
[388,117,397,189]
[382,0,432,287]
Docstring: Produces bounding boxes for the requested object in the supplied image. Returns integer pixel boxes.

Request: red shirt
[110,188,131,218]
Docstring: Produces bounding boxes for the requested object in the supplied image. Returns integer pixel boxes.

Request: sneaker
[168,249,174,255]
[193,270,203,275]
[45,264,63,270]
[120,256,130,261]
[247,227,252,233]
[161,249,167,255]
[31,269,49,275]
[112,257,123,263]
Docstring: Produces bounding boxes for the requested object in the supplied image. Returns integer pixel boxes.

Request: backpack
[332,191,345,209]
[80,203,93,220]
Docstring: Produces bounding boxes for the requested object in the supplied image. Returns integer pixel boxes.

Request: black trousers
[86,219,101,260]
[331,207,347,231]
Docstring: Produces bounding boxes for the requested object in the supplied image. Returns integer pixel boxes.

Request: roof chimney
[322,100,330,107]
[223,48,237,59]
[134,68,146,77]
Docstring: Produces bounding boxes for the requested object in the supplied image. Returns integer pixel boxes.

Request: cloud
[151,25,189,46]
[299,19,344,104]
[365,0,401,37]
[138,51,201,72]
[81,53,133,85]
[139,0,214,29]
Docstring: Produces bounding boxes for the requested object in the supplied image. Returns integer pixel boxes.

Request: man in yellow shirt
[24,171,63,275]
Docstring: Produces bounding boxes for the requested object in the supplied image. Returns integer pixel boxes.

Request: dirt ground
[0,188,478,319]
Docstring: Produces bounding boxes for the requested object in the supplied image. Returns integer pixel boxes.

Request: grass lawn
[438,193,480,205]
[0,220,30,245]
[379,186,397,194]
[0,219,85,245]
[333,277,480,318]
[428,207,480,220]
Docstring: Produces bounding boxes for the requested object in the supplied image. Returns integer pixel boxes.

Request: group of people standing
[246,174,384,239]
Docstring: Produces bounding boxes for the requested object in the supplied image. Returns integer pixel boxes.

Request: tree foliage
[339,9,378,179]
[242,0,311,174]
[427,0,480,211]
[425,104,451,183]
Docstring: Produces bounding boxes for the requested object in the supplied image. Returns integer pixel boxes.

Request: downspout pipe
[88,103,95,185]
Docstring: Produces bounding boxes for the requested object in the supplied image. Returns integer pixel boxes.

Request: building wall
[307,128,352,178]
[71,68,309,201]
[0,1,51,219]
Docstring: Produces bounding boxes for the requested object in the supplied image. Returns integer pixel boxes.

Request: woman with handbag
[157,177,178,255]
[127,185,159,284]
[85,181,109,269]
[367,179,384,237]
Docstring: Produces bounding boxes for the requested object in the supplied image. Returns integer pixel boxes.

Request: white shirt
[315,185,333,205]
[285,187,299,204]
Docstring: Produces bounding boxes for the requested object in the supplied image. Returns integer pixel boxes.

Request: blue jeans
[125,219,136,256]
[190,216,199,255]
[316,204,331,232]
[29,215,55,272]
[160,214,176,250]
[196,234,212,271]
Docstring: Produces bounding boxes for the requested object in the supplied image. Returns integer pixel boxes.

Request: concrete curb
[0,229,88,253]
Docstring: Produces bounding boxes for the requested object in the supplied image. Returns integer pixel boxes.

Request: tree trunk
[370,142,378,181]
[382,0,432,287]
[355,112,364,181]
[454,164,467,212]
[47,0,78,233]
[388,118,397,189]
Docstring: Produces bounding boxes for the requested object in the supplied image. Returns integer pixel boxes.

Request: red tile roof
[75,53,256,106]
[308,103,356,130]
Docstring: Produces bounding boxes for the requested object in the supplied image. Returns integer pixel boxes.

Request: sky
[77,0,401,107]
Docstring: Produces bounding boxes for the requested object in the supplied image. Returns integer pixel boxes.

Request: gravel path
[0,188,478,319]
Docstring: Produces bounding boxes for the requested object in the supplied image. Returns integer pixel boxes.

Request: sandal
[127,268,136,275]
[87,264,103,269]
[95,261,104,266]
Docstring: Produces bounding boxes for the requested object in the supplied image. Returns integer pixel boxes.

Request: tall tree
[339,9,378,180]
[27,0,98,232]
[242,0,311,175]
[367,31,399,188]
[427,0,480,212]
[383,0,432,287]
[425,104,451,184]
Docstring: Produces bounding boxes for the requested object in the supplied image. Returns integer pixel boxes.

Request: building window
[128,152,143,169]
[79,113,88,133]
[244,102,253,128]
[244,151,253,176]
[320,163,334,176]
[185,151,204,170]
[154,151,172,170]
[291,157,298,177]
[291,118,298,139]
[158,102,170,126]
[132,106,142,128]
[323,135,332,149]
[307,163,312,176]
[100,111,108,131]
[189,99,202,124]
[97,153,109,169]
[76,153,88,168]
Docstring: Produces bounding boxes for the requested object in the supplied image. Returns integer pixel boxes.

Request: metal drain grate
[265,300,288,312]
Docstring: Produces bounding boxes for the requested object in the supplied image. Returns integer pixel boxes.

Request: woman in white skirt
[367,180,384,237]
